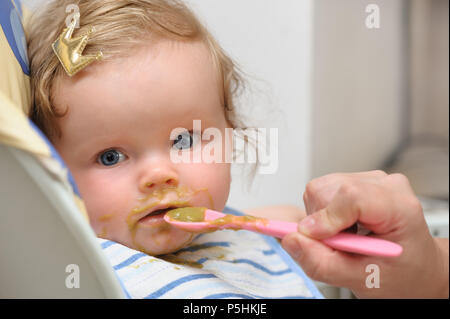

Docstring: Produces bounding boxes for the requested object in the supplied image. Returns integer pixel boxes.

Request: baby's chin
[131,228,196,256]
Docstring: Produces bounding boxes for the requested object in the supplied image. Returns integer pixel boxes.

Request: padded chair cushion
[0,0,88,220]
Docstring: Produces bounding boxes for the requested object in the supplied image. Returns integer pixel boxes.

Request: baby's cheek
[185,162,231,211]
[73,171,131,234]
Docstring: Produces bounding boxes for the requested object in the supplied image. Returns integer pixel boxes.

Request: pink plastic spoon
[164,207,403,257]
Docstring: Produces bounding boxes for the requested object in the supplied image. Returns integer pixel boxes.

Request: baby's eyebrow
[71,144,100,160]
[70,136,117,157]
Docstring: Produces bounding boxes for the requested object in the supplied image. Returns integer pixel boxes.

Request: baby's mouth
[137,204,191,224]
[145,206,178,218]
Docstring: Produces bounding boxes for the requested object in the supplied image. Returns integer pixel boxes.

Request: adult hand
[281,171,449,298]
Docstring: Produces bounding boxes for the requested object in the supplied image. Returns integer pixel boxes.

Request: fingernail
[299,216,316,236]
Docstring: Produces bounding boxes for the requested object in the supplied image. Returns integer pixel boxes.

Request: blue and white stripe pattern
[99,206,323,299]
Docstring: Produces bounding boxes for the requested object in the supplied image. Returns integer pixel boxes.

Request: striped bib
[99,206,323,299]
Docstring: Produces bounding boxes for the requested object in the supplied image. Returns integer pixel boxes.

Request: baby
[27,0,305,257]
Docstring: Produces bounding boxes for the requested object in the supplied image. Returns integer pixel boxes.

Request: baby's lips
[134,200,191,222]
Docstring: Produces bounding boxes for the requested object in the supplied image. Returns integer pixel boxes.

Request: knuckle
[302,189,309,203]
[328,172,345,180]
[338,182,360,200]
[406,195,423,214]
[304,181,319,199]
[387,173,410,185]
[303,191,312,214]
[371,169,388,177]
[336,182,364,218]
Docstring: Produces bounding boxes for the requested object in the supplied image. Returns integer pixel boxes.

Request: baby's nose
[139,168,179,193]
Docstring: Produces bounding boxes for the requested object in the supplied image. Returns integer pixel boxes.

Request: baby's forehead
[56,39,221,96]
[88,39,217,76]
[52,39,225,131]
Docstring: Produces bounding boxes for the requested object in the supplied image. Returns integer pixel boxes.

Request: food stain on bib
[129,258,158,269]
[158,254,204,269]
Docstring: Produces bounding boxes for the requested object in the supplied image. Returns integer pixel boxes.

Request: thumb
[298,206,356,239]
[282,232,368,288]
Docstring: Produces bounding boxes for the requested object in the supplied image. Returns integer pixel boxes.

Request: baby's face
[52,40,231,255]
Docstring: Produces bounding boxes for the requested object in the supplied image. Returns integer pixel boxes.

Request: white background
[185,0,312,210]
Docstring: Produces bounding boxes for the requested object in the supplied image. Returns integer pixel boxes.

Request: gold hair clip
[52,12,103,76]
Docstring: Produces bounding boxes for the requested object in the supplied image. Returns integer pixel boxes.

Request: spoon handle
[168,209,403,257]
[322,233,403,257]
[240,219,403,257]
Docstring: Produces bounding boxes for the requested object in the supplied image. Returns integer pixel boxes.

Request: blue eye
[98,149,126,166]
[173,131,198,150]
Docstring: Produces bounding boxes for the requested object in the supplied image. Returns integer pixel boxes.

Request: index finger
[303,170,388,215]
[299,180,398,239]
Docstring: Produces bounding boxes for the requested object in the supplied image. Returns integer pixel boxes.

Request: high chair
[0,0,126,298]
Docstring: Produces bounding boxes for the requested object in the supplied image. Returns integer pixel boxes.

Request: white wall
[410,0,449,140]
[311,0,405,177]
[186,0,313,210]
